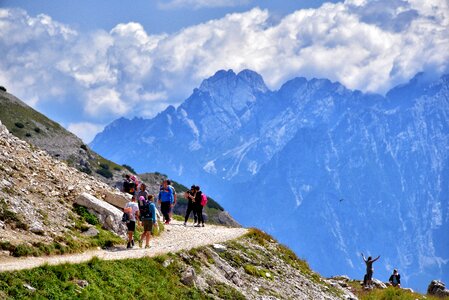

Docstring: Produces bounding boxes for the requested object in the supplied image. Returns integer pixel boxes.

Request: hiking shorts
[127,221,136,232]
[142,220,153,232]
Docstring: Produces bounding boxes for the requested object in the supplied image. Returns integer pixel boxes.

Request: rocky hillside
[0,119,130,257]
[0,89,238,226]
[0,89,128,186]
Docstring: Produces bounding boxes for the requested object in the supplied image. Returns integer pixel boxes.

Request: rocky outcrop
[428,280,449,297]
[0,120,133,249]
[75,193,127,236]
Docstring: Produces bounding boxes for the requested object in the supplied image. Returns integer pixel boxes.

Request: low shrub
[96,168,113,179]
[122,164,136,174]
[14,122,24,129]
[34,127,41,133]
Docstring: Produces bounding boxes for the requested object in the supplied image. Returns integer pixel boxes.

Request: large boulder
[428,280,449,297]
[102,190,131,209]
[75,192,127,236]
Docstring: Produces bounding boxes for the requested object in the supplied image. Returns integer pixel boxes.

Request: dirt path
[0,221,248,272]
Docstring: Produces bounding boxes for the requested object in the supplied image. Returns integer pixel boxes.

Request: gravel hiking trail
[0,221,248,272]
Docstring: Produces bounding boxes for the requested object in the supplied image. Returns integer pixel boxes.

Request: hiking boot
[202,224,205,227]
[183,222,186,226]
[127,242,131,249]
[131,240,135,247]
[194,224,201,227]
[145,245,151,249]
[164,220,169,225]
[138,240,143,248]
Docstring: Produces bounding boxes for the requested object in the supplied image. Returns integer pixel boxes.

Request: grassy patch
[0,256,208,299]
[244,264,273,279]
[208,283,246,300]
[73,204,99,226]
[348,282,448,300]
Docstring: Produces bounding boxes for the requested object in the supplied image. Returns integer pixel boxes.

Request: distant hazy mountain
[91,69,449,291]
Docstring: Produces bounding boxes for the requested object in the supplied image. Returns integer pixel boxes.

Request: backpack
[201,194,208,206]
[139,200,153,221]
[122,212,130,223]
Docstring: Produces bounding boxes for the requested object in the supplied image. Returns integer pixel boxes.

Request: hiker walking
[183,185,197,226]
[361,253,380,287]
[388,269,401,287]
[138,195,157,249]
[166,180,177,220]
[124,195,139,249]
[194,185,205,227]
[158,180,174,224]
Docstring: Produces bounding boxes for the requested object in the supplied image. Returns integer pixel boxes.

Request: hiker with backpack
[138,194,157,249]
[123,195,139,249]
[388,269,401,287]
[194,185,206,227]
[158,180,174,224]
[361,253,380,287]
[183,185,198,226]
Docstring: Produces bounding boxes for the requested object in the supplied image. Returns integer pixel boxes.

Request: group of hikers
[121,174,207,249]
[362,253,401,288]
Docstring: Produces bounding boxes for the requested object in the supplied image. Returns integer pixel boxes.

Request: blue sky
[1,0,339,34]
[0,0,448,142]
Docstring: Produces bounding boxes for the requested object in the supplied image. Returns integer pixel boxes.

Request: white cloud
[1,0,449,132]
[67,122,105,143]
[158,0,252,10]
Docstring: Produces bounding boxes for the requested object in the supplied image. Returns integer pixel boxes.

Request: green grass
[0,256,208,299]
[348,281,449,300]
[0,94,63,139]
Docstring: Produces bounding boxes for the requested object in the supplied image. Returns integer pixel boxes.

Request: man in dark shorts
[362,253,380,287]
[138,195,157,248]
[124,195,139,249]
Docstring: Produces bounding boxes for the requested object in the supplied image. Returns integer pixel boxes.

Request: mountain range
[91,69,449,292]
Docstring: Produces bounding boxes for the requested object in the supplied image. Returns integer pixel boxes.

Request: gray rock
[212,243,227,252]
[29,222,45,235]
[103,190,131,209]
[83,227,100,237]
[371,278,387,289]
[181,266,197,287]
[75,192,127,236]
[428,280,449,297]
[75,280,89,288]
[23,283,36,291]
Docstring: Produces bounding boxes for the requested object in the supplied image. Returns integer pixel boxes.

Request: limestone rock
[75,193,126,236]
[103,190,130,209]
[83,227,100,237]
[428,280,449,297]
[212,243,227,252]
[181,266,197,287]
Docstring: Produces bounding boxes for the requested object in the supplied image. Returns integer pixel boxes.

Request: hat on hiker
[139,196,145,201]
